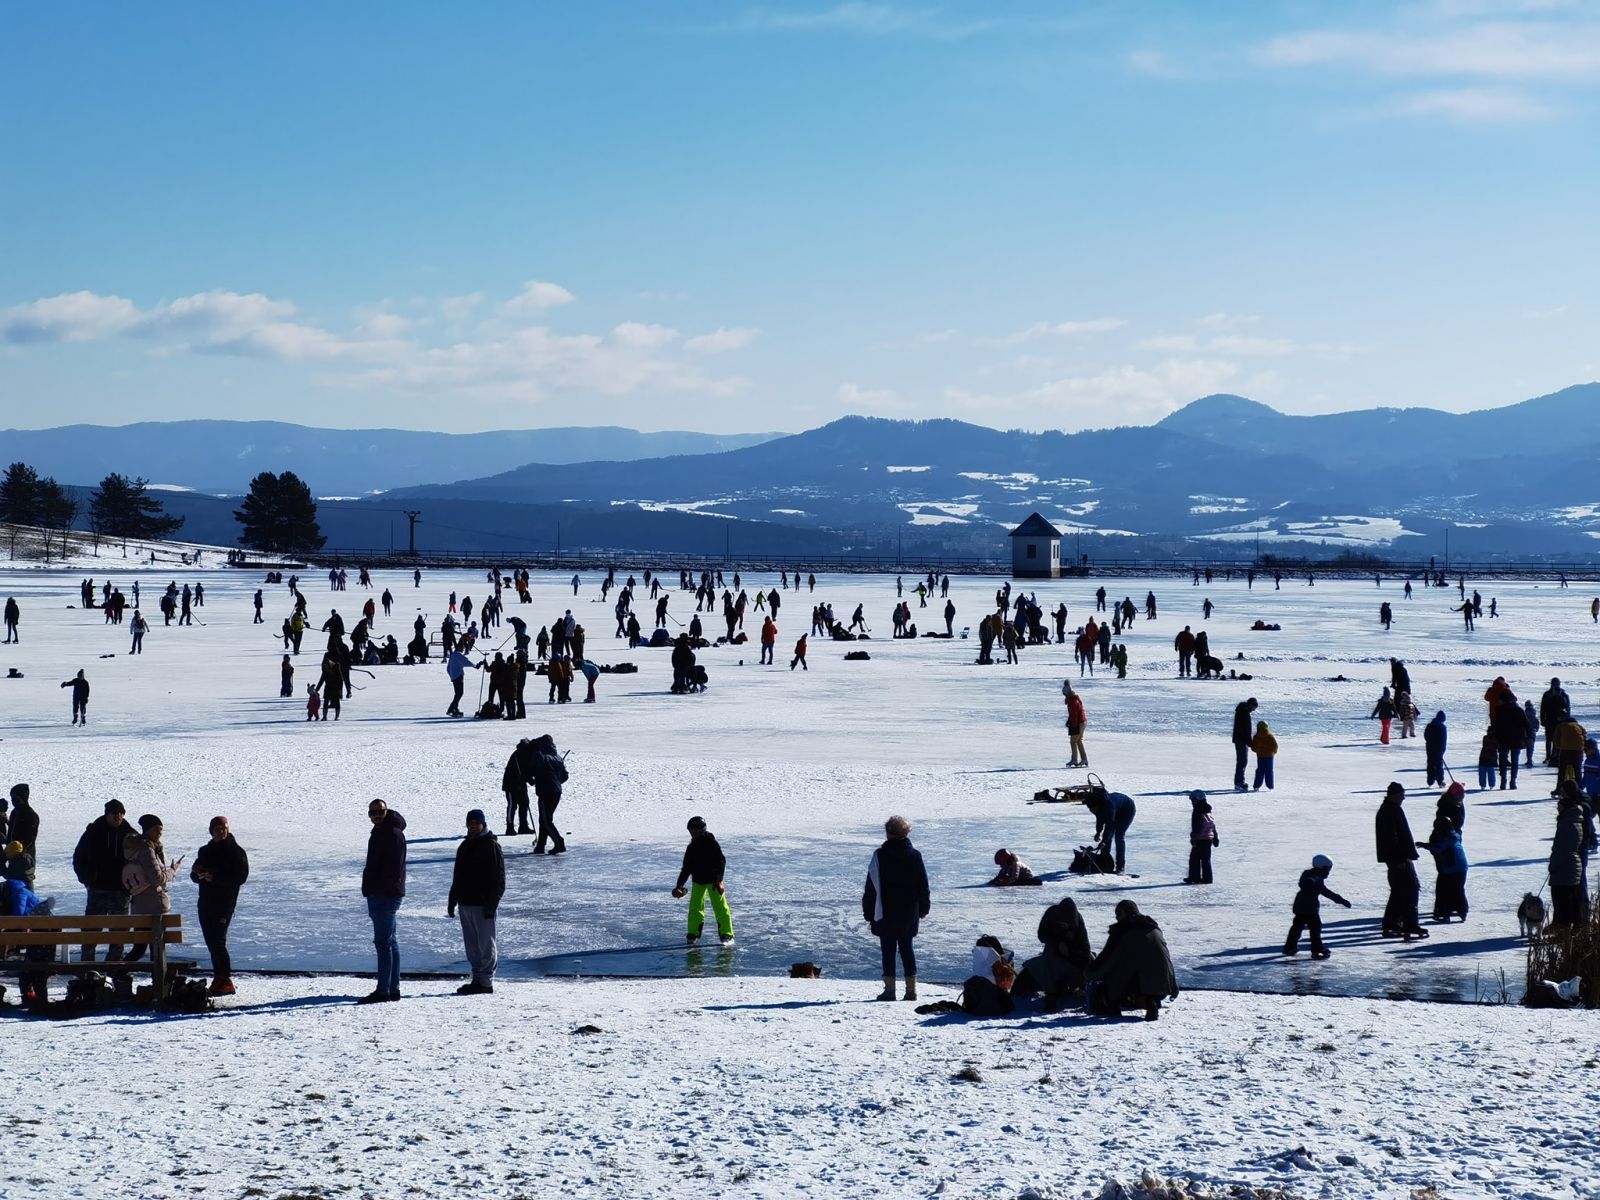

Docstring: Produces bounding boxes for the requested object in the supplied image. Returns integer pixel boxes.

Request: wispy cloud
[1126,49,1187,79]
[724,4,997,40]
[946,358,1243,427]
[1523,303,1570,319]
[837,381,910,411]
[502,279,576,315]
[1258,20,1600,79]
[985,317,1126,346]
[1384,86,1557,120]
[684,326,760,353]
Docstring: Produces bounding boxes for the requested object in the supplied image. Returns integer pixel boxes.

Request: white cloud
[684,326,760,354]
[837,381,910,411]
[1523,303,1570,319]
[988,317,1126,346]
[1,291,142,343]
[609,322,680,350]
[1138,335,1200,352]
[1257,20,1600,81]
[502,279,576,315]
[946,358,1242,427]
[1207,334,1298,356]
[911,328,958,345]
[353,311,415,339]
[728,4,996,39]
[1197,312,1260,330]
[1384,86,1557,120]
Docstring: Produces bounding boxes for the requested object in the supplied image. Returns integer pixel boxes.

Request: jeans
[458,905,498,986]
[1252,757,1275,790]
[878,930,916,979]
[1478,763,1494,789]
[686,882,734,939]
[199,900,236,979]
[1104,812,1133,872]
[367,895,402,995]
[1383,861,1420,932]
[83,888,130,961]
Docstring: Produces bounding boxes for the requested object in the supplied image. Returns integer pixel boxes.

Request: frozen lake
[1,560,1592,1001]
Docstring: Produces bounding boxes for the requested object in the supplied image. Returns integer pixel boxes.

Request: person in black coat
[191,816,249,995]
[527,734,568,854]
[1375,782,1426,939]
[447,809,505,994]
[862,815,930,1001]
[1539,677,1570,765]
[501,740,536,836]
[1490,696,1529,789]
[1423,711,1448,787]
[72,798,131,961]
[1231,698,1258,790]
[360,800,407,1004]
[672,815,734,944]
[8,784,38,877]
[60,671,90,725]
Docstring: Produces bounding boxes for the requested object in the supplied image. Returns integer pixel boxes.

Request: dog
[788,962,822,979]
[1517,892,1547,938]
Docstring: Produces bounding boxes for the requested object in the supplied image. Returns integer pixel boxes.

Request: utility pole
[403,510,422,556]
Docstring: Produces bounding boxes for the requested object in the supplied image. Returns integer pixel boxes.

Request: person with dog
[191,815,249,996]
[360,799,407,1003]
[1231,698,1258,791]
[1013,896,1093,1010]
[1416,792,1468,922]
[447,808,504,994]
[862,814,929,1002]
[673,816,734,945]
[1084,788,1136,874]
[1375,782,1427,940]
[1283,854,1350,959]
[1185,790,1218,884]
[1085,899,1178,1021]
[72,798,131,962]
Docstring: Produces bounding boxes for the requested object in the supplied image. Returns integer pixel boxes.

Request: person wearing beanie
[121,815,182,963]
[1284,855,1351,958]
[988,848,1040,887]
[673,816,734,944]
[7,784,37,886]
[60,669,90,725]
[73,798,132,961]
[1423,711,1448,787]
[1185,791,1219,885]
[191,816,250,996]
[863,815,929,1002]
[447,808,503,995]
[360,799,408,1003]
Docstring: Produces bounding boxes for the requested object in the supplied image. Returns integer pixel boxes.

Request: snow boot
[875,976,896,1001]
[1310,947,1332,960]
[902,976,918,1001]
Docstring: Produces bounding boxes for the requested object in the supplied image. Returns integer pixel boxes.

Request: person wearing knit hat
[447,808,504,994]
[673,816,734,945]
[191,815,250,997]
[7,783,38,887]
[72,798,133,962]
[1184,791,1219,885]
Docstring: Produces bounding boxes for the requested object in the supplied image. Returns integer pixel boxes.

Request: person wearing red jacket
[759,617,777,665]
[790,634,808,671]
[1064,680,1088,767]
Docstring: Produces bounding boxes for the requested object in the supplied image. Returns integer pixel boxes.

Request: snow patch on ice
[885,465,931,473]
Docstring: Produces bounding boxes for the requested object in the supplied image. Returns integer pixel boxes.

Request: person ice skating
[527,733,568,854]
[447,808,504,994]
[2,596,17,643]
[444,646,481,718]
[61,669,90,725]
[988,848,1041,887]
[673,816,734,945]
[1371,687,1395,744]
[360,799,407,1003]
[1424,711,1448,787]
[1185,790,1218,884]
[279,654,294,698]
[502,740,535,836]
[1250,720,1277,791]
[790,633,807,671]
[1416,789,1468,922]
[1085,900,1179,1021]
[1396,690,1418,739]
[759,616,777,665]
[72,798,130,961]
[1231,698,1258,790]
[1375,782,1427,940]
[863,815,929,1001]
[1063,680,1087,767]
[1084,788,1136,874]
[191,815,249,996]
[1013,897,1093,1010]
[1283,855,1350,959]
[129,609,147,654]
[120,815,182,962]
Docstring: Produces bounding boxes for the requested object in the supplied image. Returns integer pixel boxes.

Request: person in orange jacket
[790,634,808,671]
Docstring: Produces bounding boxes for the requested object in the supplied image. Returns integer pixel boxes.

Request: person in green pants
[672,816,734,945]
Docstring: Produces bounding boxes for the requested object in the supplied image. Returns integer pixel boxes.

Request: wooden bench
[0,914,189,1000]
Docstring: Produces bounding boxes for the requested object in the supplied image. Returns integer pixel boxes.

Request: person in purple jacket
[360,799,408,1004]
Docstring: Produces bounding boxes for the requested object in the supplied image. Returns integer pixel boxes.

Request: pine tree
[0,461,42,559]
[89,473,185,549]
[234,471,326,554]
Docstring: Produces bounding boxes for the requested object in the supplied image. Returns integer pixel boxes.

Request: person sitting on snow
[988,848,1041,887]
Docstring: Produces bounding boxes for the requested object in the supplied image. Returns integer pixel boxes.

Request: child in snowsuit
[1250,721,1277,791]
[672,816,733,944]
[1284,855,1351,958]
[305,683,321,722]
[1476,730,1496,791]
[280,655,294,698]
[988,849,1041,886]
[1185,790,1218,884]
[1417,797,1469,921]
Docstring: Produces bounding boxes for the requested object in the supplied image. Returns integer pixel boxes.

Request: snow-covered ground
[4,564,1600,1196]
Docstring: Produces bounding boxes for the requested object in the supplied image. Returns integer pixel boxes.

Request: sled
[1029,773,1106,805]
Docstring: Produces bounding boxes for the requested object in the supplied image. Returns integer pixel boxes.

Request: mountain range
[9,385,1600,559]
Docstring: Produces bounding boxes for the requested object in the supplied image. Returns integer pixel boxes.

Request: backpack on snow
[1069,845,1115,875]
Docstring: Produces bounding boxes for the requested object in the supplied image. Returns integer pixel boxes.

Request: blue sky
[2,2,1596,433]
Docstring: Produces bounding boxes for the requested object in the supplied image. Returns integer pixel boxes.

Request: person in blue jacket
[1086,789,1137,874]
[862,815,930,1002]
[1417,797,1469,922]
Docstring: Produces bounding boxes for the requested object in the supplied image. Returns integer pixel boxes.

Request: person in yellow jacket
[1250,720,1278,791]
[1551,714,1589,784]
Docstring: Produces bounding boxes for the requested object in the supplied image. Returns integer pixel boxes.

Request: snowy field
[4,562,1600,1198]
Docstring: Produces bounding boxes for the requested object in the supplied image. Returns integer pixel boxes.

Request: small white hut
[1009,512,1063,579]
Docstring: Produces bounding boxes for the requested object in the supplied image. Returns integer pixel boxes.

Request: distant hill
[0,421,781,495]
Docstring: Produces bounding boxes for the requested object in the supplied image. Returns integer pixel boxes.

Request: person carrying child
[672,816,733,945]
[1185,790,1219,884]
[1283,854,1351,959]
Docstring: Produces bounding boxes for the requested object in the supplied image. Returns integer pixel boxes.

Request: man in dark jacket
[72,798,130,961]
[1423,711,1448,787]
[527,735,568,854]
[1087,900,1179,1021]
[1375,782,1426,939]
[1491,696,1529,790]
[2,596,18,643]
[501,740,535,836]
[8,784,38,879]
[360,799,407,1003]
[60,670,90,725]
[672,815,733,945]
[1540,678,1571,765]
[862,815,930,1001]
[447,809,504,994]
[191,815,249,995]
[1231,698,1258,790]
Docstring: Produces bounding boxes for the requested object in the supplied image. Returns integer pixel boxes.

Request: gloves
[1340,899,1353,909]
[1212,836,1220,847]
[671,887,687,899]
[447,906,455,919]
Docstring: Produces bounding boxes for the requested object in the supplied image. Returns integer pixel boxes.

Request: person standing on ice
[444,646,481,718]
[360,799,407,1003]
[1490,694,1528,790]
[1423,711,1448,786]
[252,589,264,624]
[527,734,568,855]
[673,816,734,945]
[1540,678,1570,765]
[863,815,929,1002]
[1250,721,1278,791]
[1282,855,1350,959]
[1371,687,1396,744]
[1416,790,1468,922]
[191,814,249,996]
[1231,698,1258,791]
[1063,680,1088,766]
[1185,790,1218,885]
[1085,789,1136,873]
[61,670,90,726]
[129,609,148,654]
[447,808,503,995]
[2,595,17,643]
[1375,782,1427,940]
